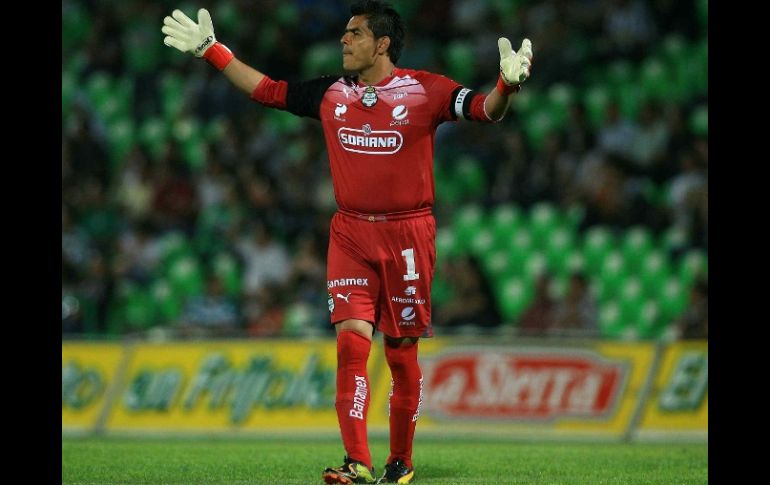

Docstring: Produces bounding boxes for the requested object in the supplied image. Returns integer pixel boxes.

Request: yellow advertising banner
[62,343,125,431]
[62,338,688,438]
[105,340,389,431]
[638,340,708,432]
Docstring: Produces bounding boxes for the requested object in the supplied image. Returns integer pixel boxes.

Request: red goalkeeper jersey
[253,68,495,214]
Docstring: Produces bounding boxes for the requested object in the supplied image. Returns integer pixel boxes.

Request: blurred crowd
[62,0,707,340]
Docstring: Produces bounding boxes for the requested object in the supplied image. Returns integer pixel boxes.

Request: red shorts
[326,207,436,339]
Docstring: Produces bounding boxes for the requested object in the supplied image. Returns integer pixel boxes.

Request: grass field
[62,435,707,484]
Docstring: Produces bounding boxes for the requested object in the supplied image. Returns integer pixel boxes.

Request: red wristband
[496,73,521,96]
[203,42,234,71]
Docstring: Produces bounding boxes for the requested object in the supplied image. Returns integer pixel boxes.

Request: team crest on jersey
[362,86,378,107]
[328,292,335,313]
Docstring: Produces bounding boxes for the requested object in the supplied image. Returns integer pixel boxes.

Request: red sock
[335,330,372,469]
[385,340,422,469]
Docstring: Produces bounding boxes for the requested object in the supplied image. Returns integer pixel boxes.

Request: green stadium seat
[167,256,205,300]
[546,82,577,126]
[659,224,690,254]
[481,249,516,287]
[489,0,522,22]
[85,72,112,108]
[508,229,535,277]
[62,2,92,52]
[489,203,525,249]
[509,86,540,118]
[212,2,243,37]
[497,276,534,323]
[658,276,688,321]
[62,71,76,119]
[282,302,313,337]
[639,250,672,297]
[621,226,654,274]
[454,155,487,199]
[529,201,561,250]
[606,60,635,89]
[523,251,548,282]
[444,40,474,85]
[435,168,463,208]
[469,227,495,258]
[582,225,617,275]
[640,57,672,101]
[661,34,689,101]
[635,300,665,339]
[548,274,569,300]
[679,249,708,286]
[212,252,242,298]
[302,41,340,80]
[138,117,169,159]
[431,263,453,306]
[105,118,135,168]
[523,108,557,152]
[598,250,627,300]
[597,301,626,339]
[123,19,164,74]
[122,283,157,331]
[698,0,708,32]
[616,80,645,121]
[618,277,644,324]
[158,231,194,270]
[545,227,577,276]
[693,40,708,95]
[159,72,185,117]
[564,204,586,232]
[173,118,207,170]
[452,203,486,252]
[583,84,611,129]
[689,104,708,137]
[205,117,228,144]
[266,108,304,135]
[151,278,183,325]
[435,226,460,260]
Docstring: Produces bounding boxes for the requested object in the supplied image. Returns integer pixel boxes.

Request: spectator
[235,221,291,296]
[177,274,241,338]
[434,256,501,330]
[675,278,707,339]
[517,273,556,336]
[551,272,599,336]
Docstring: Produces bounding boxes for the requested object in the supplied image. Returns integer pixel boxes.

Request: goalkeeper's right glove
[161,8,234,71]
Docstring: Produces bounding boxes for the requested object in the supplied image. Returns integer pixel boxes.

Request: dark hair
[350,0,405,63]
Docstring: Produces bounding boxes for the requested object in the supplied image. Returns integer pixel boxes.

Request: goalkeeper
[162,1,532,483]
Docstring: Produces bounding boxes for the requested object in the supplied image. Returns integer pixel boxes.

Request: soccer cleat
[377,459,414,484]
[323,456,376,484]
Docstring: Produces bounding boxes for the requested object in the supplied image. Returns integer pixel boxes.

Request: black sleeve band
[285,75,340,119]
[449,86,475,120]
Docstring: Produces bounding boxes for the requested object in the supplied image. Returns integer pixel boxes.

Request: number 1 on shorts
[401,248,420,281]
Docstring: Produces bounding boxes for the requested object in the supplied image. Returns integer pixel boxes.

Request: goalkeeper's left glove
[161,8,234,71]
[497,37,533,95]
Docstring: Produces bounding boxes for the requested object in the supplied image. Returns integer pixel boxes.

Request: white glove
[162,8,217,58]
[498,38,533,86]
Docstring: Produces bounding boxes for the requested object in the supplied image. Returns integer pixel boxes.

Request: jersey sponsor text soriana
[254,68,492,214]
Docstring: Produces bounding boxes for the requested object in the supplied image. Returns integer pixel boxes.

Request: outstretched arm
[483,38,533,121]
[161,8,266,95]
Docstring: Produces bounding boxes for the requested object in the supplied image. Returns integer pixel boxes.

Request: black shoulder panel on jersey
[285,75,343,120]
[449,86,476,120]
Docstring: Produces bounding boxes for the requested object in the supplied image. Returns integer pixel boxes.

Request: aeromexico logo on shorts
[338,125,403,155]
